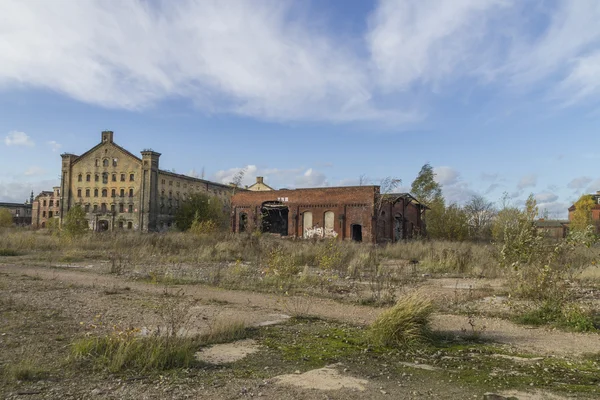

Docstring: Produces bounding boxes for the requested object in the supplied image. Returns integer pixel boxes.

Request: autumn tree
[570,194,595,233]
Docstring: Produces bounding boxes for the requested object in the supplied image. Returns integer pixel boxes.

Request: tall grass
[368,293,434,348]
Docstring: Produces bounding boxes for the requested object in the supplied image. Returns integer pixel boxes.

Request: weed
[201,318,247,345]
[4,360,49,382]
[368,292,434,348]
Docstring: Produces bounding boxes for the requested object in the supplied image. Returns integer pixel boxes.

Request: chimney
[101,130,114,143]
[257,176,264,184]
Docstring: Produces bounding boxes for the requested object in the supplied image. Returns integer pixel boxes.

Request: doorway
[394,214,403,242]
[98,220,109,232]
[261,202,289,236]
[351,224,362,242]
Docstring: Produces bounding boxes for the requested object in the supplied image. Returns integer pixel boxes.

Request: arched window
[102,189,107,197]
[303,211,313,238]
[94,189,98,197]
[78,174,82,182]
[111,189,116,197]
[112,173,116,182]
[85,189,90,197]
[112,158,118,167]
[129,188,134,197]
[77,189,82,197]
[129,173,135,181]
[103,159,109,167]
[86,174,91,182]
[102,172,108,184]
[324,211,335,236]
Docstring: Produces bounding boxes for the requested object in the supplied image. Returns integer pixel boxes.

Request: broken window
[111,189,116,197]
[121,173,125,182]
[94,189,98,197]
[102,173,108,184]
[113,158,118,167]
[112,173,116,182]
[261,201,289,236]
[351,224,363,242]
[84,204,90,213]
[129,188,134,197]
[78,174,82,182]
[77,189,82,197]
[119,203,124,213]
[129,173,134,181]
[103,159,109,167]
[102,189,107,197]
[127,222,133,229]
[120,189,125,197]
[86,174,91,182]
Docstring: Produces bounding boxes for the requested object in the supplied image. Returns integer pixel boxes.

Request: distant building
[0,195,33,226]
[246,176,274,191]
[568,191,600,231]
[59,130,234,232]
[231,180,427,243]
[534,219,569,240]
[32,187,61,228]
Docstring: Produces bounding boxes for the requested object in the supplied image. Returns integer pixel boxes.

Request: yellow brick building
[59,131,233,232]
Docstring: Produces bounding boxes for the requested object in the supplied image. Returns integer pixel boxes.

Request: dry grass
[368,292,434,348]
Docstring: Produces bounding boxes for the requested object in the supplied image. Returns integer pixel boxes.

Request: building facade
[0,199,32,226]
[32,187,61,228]
[231,184,426,243]
[59,131,233,232]
[246,176,274,191]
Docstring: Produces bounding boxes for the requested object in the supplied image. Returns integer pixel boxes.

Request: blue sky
[1,0,600,218]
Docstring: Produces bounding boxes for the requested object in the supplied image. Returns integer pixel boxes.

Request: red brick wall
[232,186,378,242]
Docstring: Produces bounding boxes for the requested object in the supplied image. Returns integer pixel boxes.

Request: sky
[1,0,600,218]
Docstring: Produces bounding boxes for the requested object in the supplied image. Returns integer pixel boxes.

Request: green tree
[428,203,469,241]
[410,163,443,206]
[175,193,226,232]
[63,205,89,237]
[0,208,13,227]
[570,194,595,233]
[411,163,447,238]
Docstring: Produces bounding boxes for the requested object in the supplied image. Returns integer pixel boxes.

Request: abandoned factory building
[231,182,427,243]
[59,130,233,232]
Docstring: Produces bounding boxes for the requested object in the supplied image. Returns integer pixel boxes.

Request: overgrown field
[1,227,600,398]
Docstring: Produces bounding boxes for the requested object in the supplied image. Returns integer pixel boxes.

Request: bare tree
[359,174,370,186]
[230,166,247,195]
[464,194,496,241]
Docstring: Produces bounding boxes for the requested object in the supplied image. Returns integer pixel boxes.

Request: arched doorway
[98,220,109,232]
[239,213,248,233]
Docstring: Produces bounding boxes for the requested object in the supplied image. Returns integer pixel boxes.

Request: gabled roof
[386,192,430,209]
[247,181,274,191]
[71,140,142,166]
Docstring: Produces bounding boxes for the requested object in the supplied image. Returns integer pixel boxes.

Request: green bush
[0,248,18,256]
[368,293,434,348]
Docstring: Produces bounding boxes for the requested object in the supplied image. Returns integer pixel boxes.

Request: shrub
[0,208,13,227]
[0,249,18,256]
[368,293,434,348]
[63,205,89,237]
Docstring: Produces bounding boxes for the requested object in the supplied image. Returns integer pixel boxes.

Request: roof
[0,202,31,209]
[158,170,235,190]
[247,181,275,191]
[70,140,142,166]
[534,220,569,228]
[386,192,430,209]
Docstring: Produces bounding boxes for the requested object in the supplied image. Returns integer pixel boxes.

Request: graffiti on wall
[304,226,338,239]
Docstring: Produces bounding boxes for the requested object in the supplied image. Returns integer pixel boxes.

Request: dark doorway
[239,213,248,233]
[394,214,403,242]
[261,202,289,236]
[98,220,109,232]
[351,224,362,242]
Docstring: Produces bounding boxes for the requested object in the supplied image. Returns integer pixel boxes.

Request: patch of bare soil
[3,264,599,359]
[195,339,260,364]
[274,364,368,391]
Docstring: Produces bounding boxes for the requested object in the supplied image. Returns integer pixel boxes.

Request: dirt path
[3,263,600,358]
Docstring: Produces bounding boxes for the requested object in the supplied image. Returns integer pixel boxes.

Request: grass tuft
[368,293,434,348]
[0,248,18,256]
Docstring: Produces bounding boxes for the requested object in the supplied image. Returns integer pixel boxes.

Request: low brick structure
[231,185,426,243]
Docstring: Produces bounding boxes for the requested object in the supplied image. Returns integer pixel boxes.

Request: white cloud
[24,166,45,176]
[433,166,460,186]
[0,0,417,124]
[4,131,34,147]
[517,174,537,190]
[535,191,559,203]
[47,140,62,152]
[295,168,328,188]
[568,176,592,190]
[366,0,600,107]
[367,0,508,90]
[0,179,58,203]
